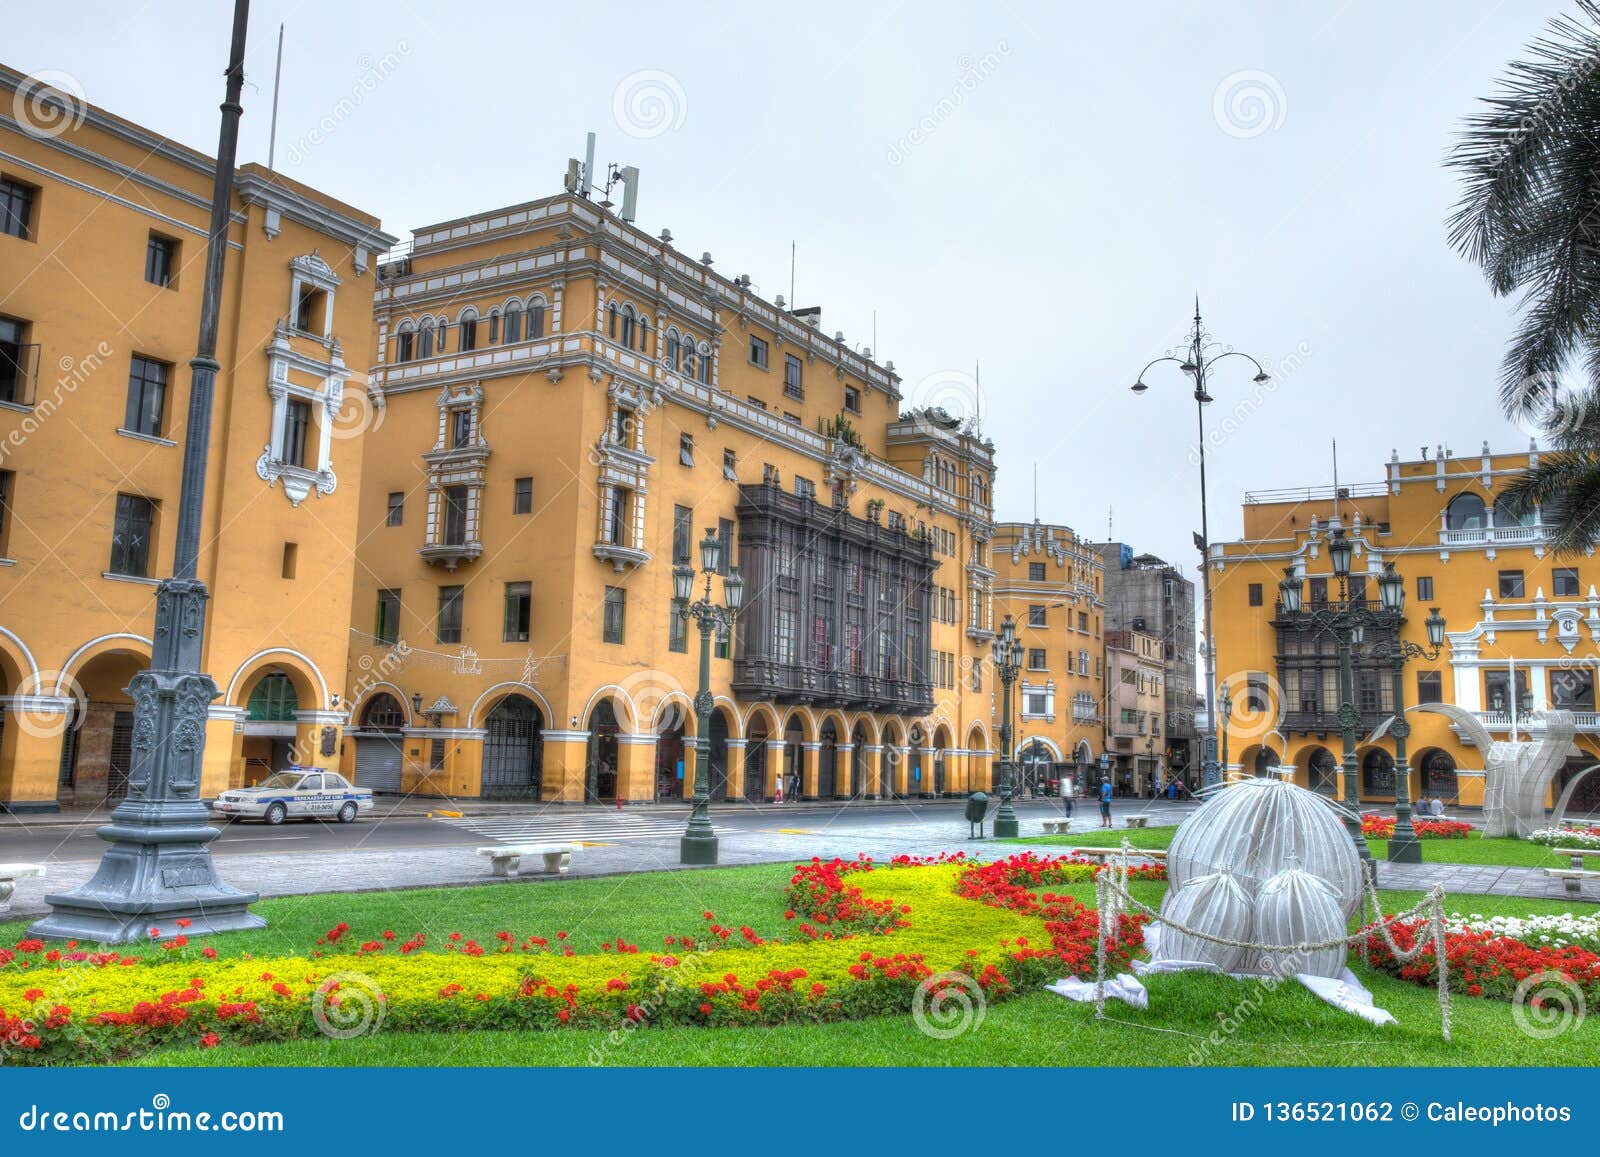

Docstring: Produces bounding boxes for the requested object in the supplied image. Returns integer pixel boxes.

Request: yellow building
[0,65,394,813]
[1211,443,1600,811]
[1104,629,1165,795]
[989,520,1105,793]
[343,189,1002,803]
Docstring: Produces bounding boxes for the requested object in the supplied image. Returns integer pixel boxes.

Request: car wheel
[337,802,358,824]
[264,803,287,826]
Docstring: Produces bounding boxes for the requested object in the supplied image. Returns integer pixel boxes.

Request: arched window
[418,318,435,359]
[665,330,681,371]
[435,315,449,354]
[457,308,479,352]
[607,302,619,339]
[681,335,696,379]
[527,301,546,340]
[488,310,501,343]
[1445,493,1486,531]
[394,323,416,364]
[637,314,649,352]
[697,343,712,384]
[620,305,636,348]
[1493,493,1533,528]
[504,302,523,344]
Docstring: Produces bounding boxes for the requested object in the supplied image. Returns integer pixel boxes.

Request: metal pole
[1194,319,1221,790]
[1336,622,1374,873]
[680,581,719,865]
[1388,651,1421,862]
[33,0,261,942]
[994,660,1018,837]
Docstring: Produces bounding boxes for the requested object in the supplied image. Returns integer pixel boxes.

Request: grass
[1012,826,1583,868]
[7,862,1597,1068]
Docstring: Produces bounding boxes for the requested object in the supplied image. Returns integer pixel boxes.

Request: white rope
[1091,839,1452,1041]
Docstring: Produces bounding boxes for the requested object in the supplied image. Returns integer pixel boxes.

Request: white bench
[1124,814,1152,829]
[1063,846,1167,863]
[1545,868,1599,898]
[0,863,45,912]
[477,844,579,878]
[1041,820,1072,835]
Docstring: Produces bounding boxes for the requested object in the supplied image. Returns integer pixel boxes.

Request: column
[539,730,591,802]
[615,734,658,803]
[725,738,747,800]
[800,741,820,799]
[0,695,72,813]
[835,743,854,799]
[944,748,965,795]
[969,749,992,792]
[202,707,246,795]
[765,739,785,800]
[860,744,883,798]
[917,746,935,797]
[891,745,910,797]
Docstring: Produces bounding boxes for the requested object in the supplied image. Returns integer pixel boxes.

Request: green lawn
[7,863,1596,1068]
[1012,826,1578,868]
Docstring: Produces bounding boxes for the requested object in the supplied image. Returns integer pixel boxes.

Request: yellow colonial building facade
[0,66,394,812]
[342,191,1004,803]
[1211,444,1600,811]
[989,520,1105,792]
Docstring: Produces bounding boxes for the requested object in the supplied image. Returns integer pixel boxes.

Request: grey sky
[8,0,1560,576]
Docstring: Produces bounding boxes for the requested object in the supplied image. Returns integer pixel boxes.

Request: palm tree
[1449,2,1600,551]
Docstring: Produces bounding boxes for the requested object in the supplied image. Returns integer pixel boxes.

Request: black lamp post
[1130,299,1271,790]
[1218,680,1233,777]
[674,528,743,865]
[991,614,1023,838]
[32,0,262,942]
[1365,564,1447,863]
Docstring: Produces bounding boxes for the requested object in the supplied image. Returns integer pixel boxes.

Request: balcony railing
[1477,710,1599,732]
[1439,523,1550,548]
[731,658,933,715]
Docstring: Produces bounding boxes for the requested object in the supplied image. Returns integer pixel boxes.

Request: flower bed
[1366,920,1600,1004]
[1445,912,1600,954]
[1361,814,1472,839]
[1529,827,1600,851]
[0,854,1146,1065]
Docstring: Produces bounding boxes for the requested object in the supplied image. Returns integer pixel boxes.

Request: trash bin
[965,791,989,837]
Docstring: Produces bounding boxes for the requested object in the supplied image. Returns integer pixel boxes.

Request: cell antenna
[267,23,284,169]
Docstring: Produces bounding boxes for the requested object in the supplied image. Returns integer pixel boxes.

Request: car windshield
[256,773,303,789]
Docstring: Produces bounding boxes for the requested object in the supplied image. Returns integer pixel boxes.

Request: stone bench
[1544,867,1599,898]
[1063,846,1167,863]
[477,845,579,878]
[0,863,45,912]
[1124,814,1152,829]
[1041,820,1073,835]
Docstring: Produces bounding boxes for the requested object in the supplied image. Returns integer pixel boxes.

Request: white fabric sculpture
[1166,777,1363,918]
[1253,866,1347,979]
[1409,704,1577,837]
[1155,868,1254,972]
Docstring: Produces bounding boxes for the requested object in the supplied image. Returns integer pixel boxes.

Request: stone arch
[225,649,329,712]
[651,691,695,737]
[1292,743,1340,796]
[468,681,554,728]
[578,683,639,732]
[1358,745,1396,798]
[1445,492,1487,531]
[1413,746,1457,802]
[480,693,545,798]
[55,633,152,696]
[742,702,782,740]
[817,714,844,798]
[350,681,416,727]
[782,706,818,743]
[849,720,870,797]
[879,718,905,798]
[0,625,41,690]
[846,712,881,746]
[585,696,625,802]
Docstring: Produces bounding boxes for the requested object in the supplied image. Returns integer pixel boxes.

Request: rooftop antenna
[872,309,877,357]
[581,131,597,198]
[1033,463,1038,521]
[266,23,284,169]
[1332,437,1341,521]
[789,241,795,309]
[1108,504,1114,542]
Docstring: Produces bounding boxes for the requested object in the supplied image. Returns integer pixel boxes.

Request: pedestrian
[1099,777,1113,829]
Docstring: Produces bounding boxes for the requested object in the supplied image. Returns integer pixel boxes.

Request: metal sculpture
[1409,704,1578,837]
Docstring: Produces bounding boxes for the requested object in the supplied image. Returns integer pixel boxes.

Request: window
[722,448,738,482]
[386,491,404,526]
[1248,583,1263,607]
[672,504,693,564]
[1484,668,1530,714]
[123,356,168,437]
[429,738,446,771]
[443,485,468,546]
[607,487,629,545]
[747,395,767,410]
[1554,567,1581,597]
[603,586,626,644]
[503,304,523,344]
[450,408,472,448]
[1498,569,1525,599]
[1027,648,1047,671]
[1416,670,1442,705]
[1028,604,1046,627]
[109,493,156,577]
[1417,575,1434,601]
[783,411,800,424]
[395,330,415,363]
[0,178,36,241]
[503,581,531,642]
[795,476,816,501]
[459,316,478,351]
[0,469,13,557]
[528,303,546,340]
[1552,667,1596,711]
[144,233,177,288]
[783,354,803,398]
[375,589,401,644]
[679,433,695,467]
[749,335,769,368]
[1347,574,1367,604]
[513,476,533,514]
[717,518,734,575]
[436,585,464,643]
[294,285,327,334]
[1077,611,1089,632]
[1445,493,1487,531]
[0,315,33,405]
[1245,672,1271,713]
[281,541,298,579]
[283,398,312,468]
[844,385,861,413]
[1309,576,1329,605]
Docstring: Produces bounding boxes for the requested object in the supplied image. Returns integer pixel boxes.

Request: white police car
[211,769,374,825]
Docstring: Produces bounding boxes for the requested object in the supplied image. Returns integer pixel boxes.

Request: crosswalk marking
[439,813,726,845]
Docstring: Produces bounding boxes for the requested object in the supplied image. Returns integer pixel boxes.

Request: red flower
[699,1003,713,1015]
[22,988,43,1002]
[199,1032,220,1048]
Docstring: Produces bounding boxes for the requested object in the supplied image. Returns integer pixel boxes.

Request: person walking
[1099,777,1113,829]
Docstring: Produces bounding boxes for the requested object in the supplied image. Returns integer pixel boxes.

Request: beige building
[1103,628,1165,796]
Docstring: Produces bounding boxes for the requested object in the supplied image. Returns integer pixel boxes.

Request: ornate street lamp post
[1366,566,1447,863]
[32,0,262,942]
[1130,299,1272,790]
[674,529,743,865]
[1218,680,1233,779]
[991,615,1023,838]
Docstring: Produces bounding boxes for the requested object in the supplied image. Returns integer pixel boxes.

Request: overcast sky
[8,0,1562,576]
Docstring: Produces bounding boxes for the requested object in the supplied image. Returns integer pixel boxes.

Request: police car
[211,769,374,825]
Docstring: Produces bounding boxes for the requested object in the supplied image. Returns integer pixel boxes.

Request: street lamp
[675,528,743,865]
[1218,679,1233,777]
[1365,564,1447,863]
[32,0,262,942]
[991,614,1023,838]
[1129,298,1272,791]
